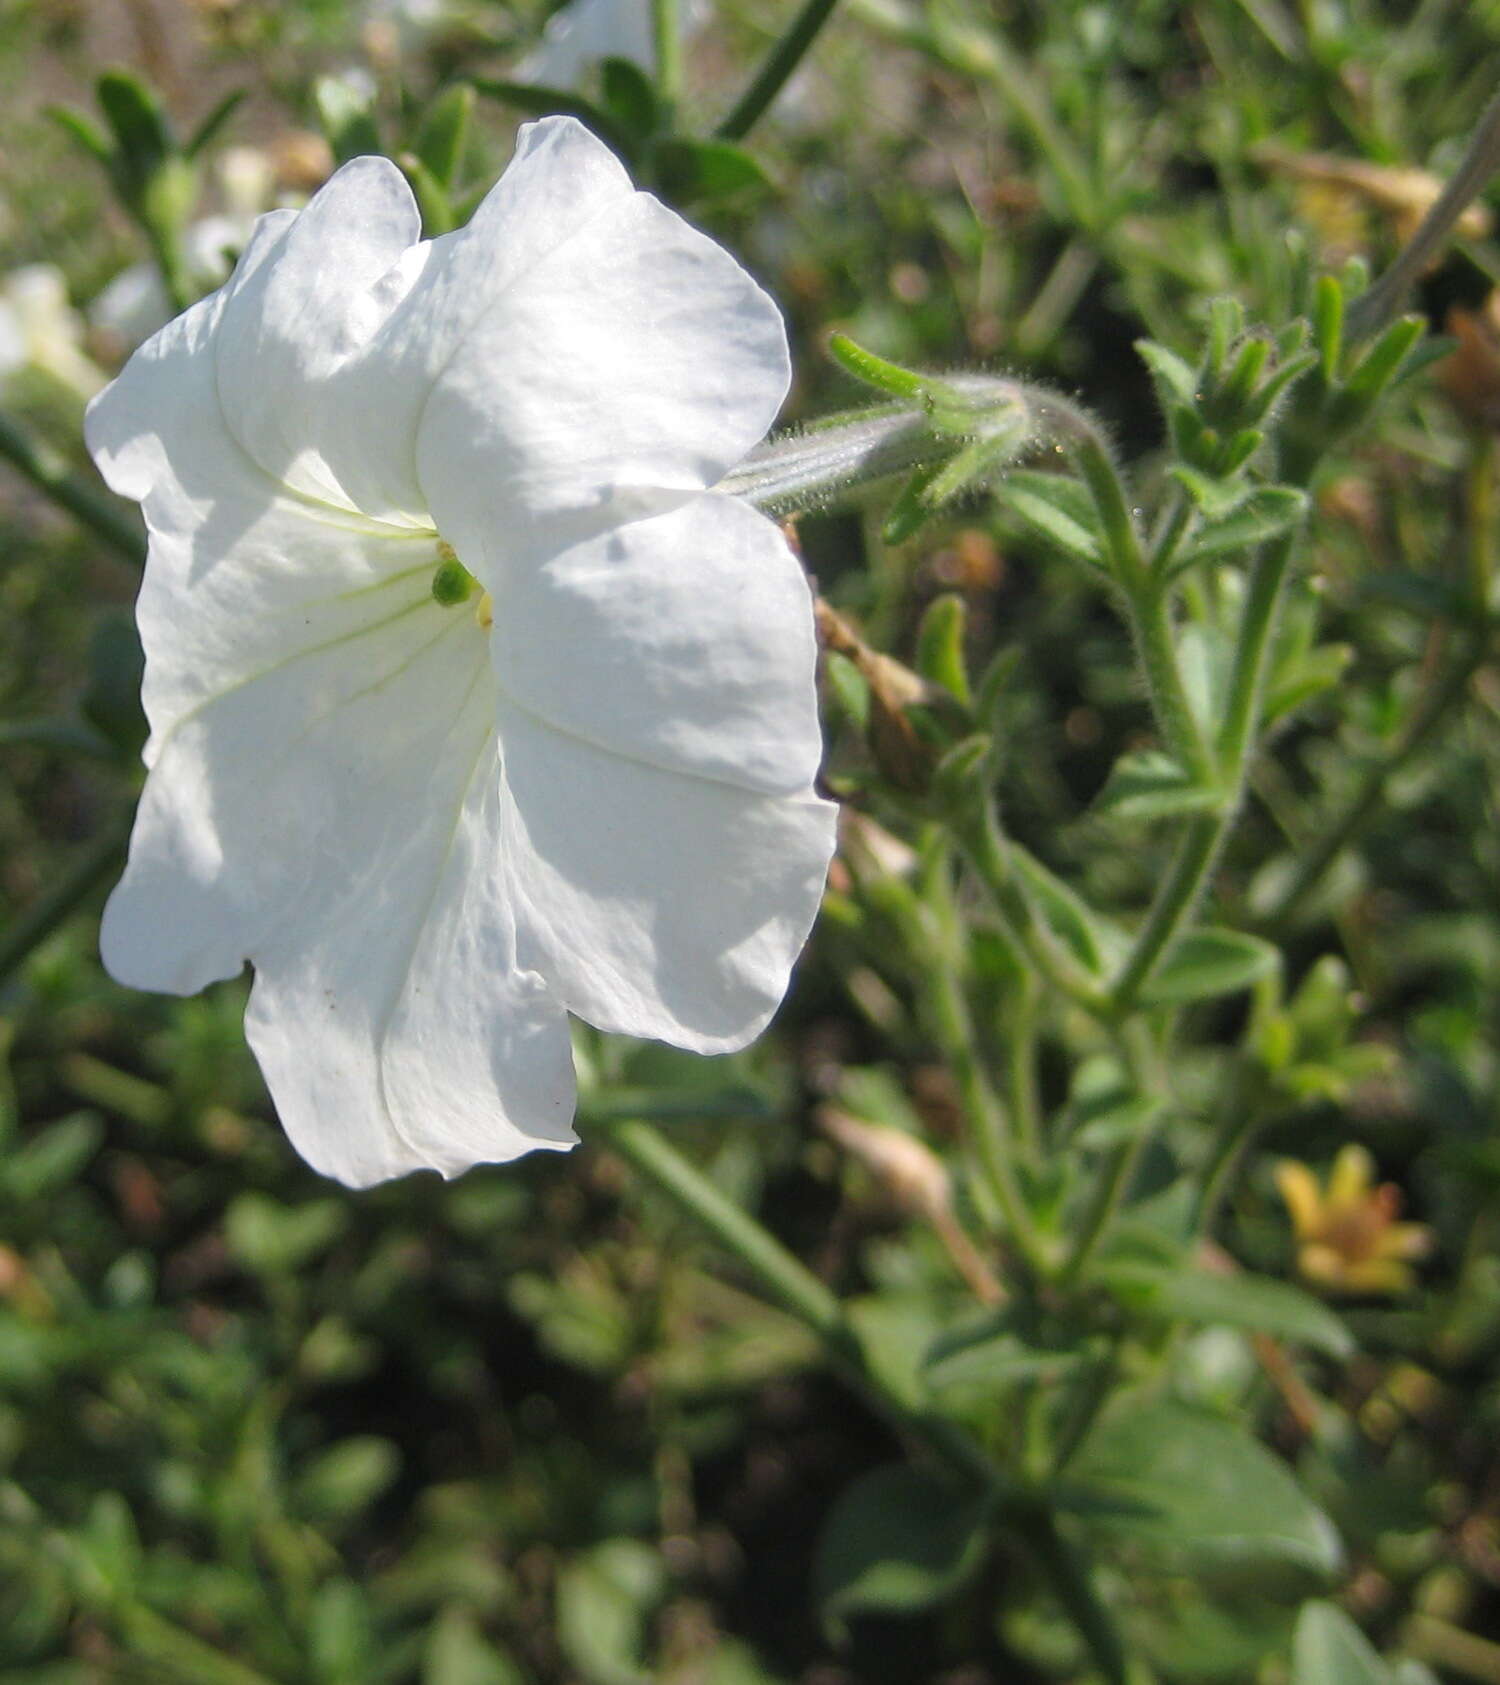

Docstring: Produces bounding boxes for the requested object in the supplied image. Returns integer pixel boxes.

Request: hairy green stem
[716,0,841,142]
[0,409,146,567]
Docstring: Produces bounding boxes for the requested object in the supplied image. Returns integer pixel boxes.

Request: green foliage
[4,0,1500,1681]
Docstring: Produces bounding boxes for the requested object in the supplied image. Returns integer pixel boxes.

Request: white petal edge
[488,493,823,796]
[497,696,837,1052]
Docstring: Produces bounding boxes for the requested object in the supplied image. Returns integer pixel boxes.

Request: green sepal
[1307,272,1341,385]
[881,462,947,543]
[914,593,972,706]
[827,333,931,402]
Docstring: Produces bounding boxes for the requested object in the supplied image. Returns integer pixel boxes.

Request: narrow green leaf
[1000,473,1106,569]
[1175,486,1309,570]
[472,79,634,160]
[400,152,456,236]
[881,462,947,543]
[46,105,113,166]
[1263,643,1353,727]
[1096,1261,1354,1356]
[556,1539,664,1685]
[599,56,659,140]
[424,1607,525,1685]
[815,1463,988,1628]
[1093,750,1224,824]
[1313,275,1344,384]
[184,89,246,159]
[1136,338,1198,405]
[97,70,174,178]
[1140,928,1279,1006]
[914,593,972,705]
[1291,1601,1393,1685]
[650,137,769,205]
[413,83,475,190]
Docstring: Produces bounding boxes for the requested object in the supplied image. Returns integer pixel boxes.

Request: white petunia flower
[517,0,706,88]
[88,115,835,1188]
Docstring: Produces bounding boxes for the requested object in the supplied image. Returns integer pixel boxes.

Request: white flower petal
[247,747,578,1189]
[317,117,636,520]
[497,697,836,1052]
[489,494,822,794]
[85,289,441,763]
[417,172,789,558]
[212,158,423,513]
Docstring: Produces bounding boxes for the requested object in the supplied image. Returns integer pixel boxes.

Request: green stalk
[652,0,682,117]
[716,0,841,142]
[593,1114,1005,1489]
[0,409,146,568]
[593,1115,1131,1684]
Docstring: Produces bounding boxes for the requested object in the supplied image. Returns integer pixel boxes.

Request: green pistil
[430,541,477,607]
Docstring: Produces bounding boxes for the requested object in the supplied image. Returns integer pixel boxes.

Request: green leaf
[424,1607,525,1685]
[81,613,147,756]
[413,83,475,190]
[294,1438,401,1525]
[97,70,174,180]
[2,1112,104,1202]
[46,105,113,166]
[401,152,456,236]
[1140,928,1279,1007]
[924,1321,1094,1395]
[650,137,769,205]
[1175,485,1309,570]
[555,1539,664,1685]
[599,57,659,141]
[814,1464,987,1629]
[881,461,948,543]
[1067,1395,1343,1584]
[184,89,246,159]
[471,79,633,159]
[999,471,1106,569]
[1263,643,1353,728]
[314,74,382,164]
[1291,1600,1393,1685]
[914,593,972,705]
[1095,1261,1354,1357]
[225,1192,348,1275]
[1136,339,1198,406]
[1012,848,1124,976]
[1092,750,1224,824]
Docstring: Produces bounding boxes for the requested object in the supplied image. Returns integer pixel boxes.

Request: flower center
[429,540,492,630]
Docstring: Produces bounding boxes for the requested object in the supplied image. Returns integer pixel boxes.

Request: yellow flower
[1275,1145,1432,1297]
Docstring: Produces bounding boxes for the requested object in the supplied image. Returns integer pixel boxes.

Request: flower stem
[716,0,841,142]
[592,1115,1007,1487]
[0,409,146,568]
[1344,79,1500,343]
[652,0,682,115]
[1023,1511,1129,1685]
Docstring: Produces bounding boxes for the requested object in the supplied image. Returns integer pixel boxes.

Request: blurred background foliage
[4,0,1500,1681]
